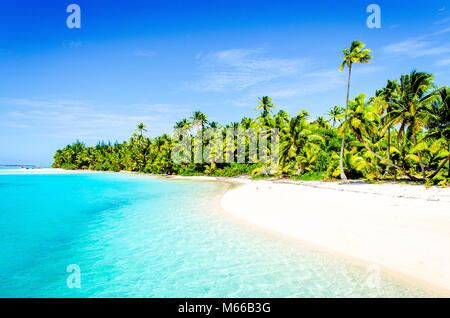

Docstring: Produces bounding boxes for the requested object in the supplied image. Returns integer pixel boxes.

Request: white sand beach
[219,178,450,294]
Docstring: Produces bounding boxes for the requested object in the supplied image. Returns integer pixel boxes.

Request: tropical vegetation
[53,42,450,185]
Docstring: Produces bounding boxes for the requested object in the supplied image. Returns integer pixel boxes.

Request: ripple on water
[0,173,441,297]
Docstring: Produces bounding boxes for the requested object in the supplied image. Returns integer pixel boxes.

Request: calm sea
[0,172,438,297]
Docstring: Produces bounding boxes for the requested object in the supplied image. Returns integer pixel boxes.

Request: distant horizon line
[0,164,50,167]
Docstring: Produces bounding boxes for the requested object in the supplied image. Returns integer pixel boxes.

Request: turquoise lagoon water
[0,172,438,297]
[0,166,50,170]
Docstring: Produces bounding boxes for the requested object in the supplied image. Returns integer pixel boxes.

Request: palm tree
[136,123,147,136]
[384,71,439,181]
[313,116,329,129]
[209,121,219,129]
[274,110,290,129]
[340,94,417,180]
[297,110,310,119]
[375,80,398,164]
[191,111,208,129]
[230,122,240,130]
[256,96,275,117]
[240,117,255,129]
[339,41,373,182]
[174,118,192,129]
[423,87,450,179]
[327,106,344,127]
[279,114,323,174]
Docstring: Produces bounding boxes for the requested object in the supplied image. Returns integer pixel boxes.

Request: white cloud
[436,58,450,66]
[186,47,386,111]
[435,16,450,24]
[267,71,346,98]
[382,27,450,58]
[146,103,188,113]
[0,98,188,142]
[133,50,156,57]
[2,98,86,109]
[227,64,384,109]
[383,40,450,57]
[189,48,309,91]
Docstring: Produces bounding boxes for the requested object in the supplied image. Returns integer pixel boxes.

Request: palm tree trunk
[448,145,450,179]
[339,64,352,182]
[339,136,347,181]
[346,65,352,110]
[384,127,391,176]
[397,121,406,146]
[357,135,419,181]
[427,153,450,179]
[387,128,391,160]
[412,129,426,181]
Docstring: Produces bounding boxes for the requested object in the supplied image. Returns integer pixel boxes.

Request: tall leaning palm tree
[338,41,373,182]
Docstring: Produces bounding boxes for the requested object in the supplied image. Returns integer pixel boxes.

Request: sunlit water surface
[0,173,439,297]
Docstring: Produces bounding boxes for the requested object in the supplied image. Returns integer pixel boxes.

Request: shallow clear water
[0,166,50,170]
[0,173,438,297]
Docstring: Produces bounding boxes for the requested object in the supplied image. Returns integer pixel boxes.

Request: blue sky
[0,0,449,165]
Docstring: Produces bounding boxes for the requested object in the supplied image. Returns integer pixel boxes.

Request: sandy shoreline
[160,174,450,294]
[3,169,450,294]
[218,178,450,294]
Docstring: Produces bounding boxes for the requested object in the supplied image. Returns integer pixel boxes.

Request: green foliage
[291,171,326,181]
[53,73,449,183]
[213,163,259,177]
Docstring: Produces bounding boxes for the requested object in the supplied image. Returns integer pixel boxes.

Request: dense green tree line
[53,42,450,185]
